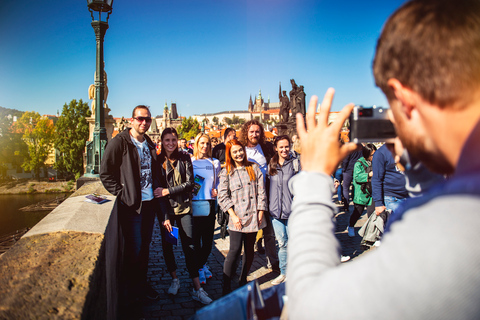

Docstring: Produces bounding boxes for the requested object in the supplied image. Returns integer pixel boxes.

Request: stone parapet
[0,181,119,319]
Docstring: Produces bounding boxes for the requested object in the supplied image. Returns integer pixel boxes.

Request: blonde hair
[193,133,212,159]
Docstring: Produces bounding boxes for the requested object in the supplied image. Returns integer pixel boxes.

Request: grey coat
[267,156,300,220]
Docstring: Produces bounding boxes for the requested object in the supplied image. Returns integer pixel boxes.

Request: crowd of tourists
[100,114,303,307]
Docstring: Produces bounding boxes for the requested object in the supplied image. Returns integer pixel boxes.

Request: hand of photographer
[296,88,358,176]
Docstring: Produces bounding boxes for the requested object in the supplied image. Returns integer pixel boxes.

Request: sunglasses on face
[133,117,152,123]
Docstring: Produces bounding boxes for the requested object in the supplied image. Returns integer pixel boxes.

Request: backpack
[358,160,372,196]
[292,157,300,174]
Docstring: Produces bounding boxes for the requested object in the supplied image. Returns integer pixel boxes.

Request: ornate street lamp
[85,0,113,176]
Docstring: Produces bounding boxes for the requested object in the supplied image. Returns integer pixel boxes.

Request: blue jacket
[371,144,408,207]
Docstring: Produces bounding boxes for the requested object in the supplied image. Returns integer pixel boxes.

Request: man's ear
[387,78,416,119]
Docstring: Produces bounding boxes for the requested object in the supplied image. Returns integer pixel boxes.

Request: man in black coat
[100,105,162,302]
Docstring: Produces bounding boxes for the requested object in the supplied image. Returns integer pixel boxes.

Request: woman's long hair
[225,139,256,181]
[269,135,291,176]
[193,133,212,159]
[159,127,180,166]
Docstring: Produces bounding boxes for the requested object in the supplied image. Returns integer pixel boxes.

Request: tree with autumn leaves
[15,111,55,179]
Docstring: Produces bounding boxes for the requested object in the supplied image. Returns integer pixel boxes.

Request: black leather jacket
[158,151,194,219]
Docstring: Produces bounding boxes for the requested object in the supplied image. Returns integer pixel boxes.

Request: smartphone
[348,105,396,143]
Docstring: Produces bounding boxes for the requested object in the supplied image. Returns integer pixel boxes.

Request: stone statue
[88,70,110,117]
[296,85,306,116]
[289,79,299,119]
[279,90,290,123]
[119,117,126,132]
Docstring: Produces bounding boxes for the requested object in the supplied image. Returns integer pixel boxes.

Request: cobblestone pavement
[130,196,373,320]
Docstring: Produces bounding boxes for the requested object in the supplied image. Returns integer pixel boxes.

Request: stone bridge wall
[0,181,120,320]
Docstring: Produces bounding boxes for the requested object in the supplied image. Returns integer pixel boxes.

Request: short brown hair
[132,105,151,118]
[373,0,480,109]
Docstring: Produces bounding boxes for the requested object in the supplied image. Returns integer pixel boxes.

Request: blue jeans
[271,218,288,275]
[334,168,343,201]
[384,196,407,214]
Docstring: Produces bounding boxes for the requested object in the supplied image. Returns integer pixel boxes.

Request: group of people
[100,112,300,307]
[336,141,409,246]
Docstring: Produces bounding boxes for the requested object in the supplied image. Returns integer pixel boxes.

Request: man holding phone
[287,1,480,319]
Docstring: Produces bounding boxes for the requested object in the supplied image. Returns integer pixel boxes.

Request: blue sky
[0,0,405,118]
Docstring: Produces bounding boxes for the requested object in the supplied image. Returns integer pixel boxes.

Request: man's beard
[248,137,259,146]
[399,131,454,175]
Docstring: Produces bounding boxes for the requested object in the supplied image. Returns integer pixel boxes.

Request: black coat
[212,142,226,164]
[100,129,164,214]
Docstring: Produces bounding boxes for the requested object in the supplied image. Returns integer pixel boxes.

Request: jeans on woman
[223,230,256,293]
[271,218,288,275]
[193,200,216,267]
[160,212,199,279]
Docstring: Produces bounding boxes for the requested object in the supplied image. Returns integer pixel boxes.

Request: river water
[0,193,71,238]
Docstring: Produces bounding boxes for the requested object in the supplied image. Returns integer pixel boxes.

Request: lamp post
[85,0,113,177]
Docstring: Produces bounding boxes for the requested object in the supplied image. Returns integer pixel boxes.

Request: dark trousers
[160,212,199,279]
[223,230,257,292]
[349,201,376,227]
[193,200,216,268]
[118,200,156,295]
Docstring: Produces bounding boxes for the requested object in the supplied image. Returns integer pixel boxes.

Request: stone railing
[0,181,120,319]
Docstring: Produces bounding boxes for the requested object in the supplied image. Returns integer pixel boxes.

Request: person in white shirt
[192,133,221,285]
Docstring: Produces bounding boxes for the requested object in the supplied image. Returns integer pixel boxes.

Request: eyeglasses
[133,117,152,123]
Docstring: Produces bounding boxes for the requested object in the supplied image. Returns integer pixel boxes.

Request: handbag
[192,158,217,217]
[192,200,211,217]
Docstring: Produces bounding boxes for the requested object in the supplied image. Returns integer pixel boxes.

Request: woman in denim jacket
[218,139,267,295]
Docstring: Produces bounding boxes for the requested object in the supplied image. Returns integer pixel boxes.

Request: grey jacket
[267,156,300,220]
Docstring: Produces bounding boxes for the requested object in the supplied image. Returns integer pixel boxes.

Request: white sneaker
[203,264,213,279]
[348,227,355,237]
[199,268,207,285]
[374,240,382,247]
[192,287,212,305]
[168,279,180,295]
[271,274,286,285]
[340,255,351,263]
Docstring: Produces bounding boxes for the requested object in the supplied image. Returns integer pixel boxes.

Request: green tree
[212,116,219,125]
[223,117,232,126]
[177,116,200,140]
[17,111,55,179]
[0,115,27,178]
[54,99,91,179]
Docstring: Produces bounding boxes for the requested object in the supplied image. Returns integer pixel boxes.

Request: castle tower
[171,102,178,119]
[248,95,254,112]
[255,89,264,112]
